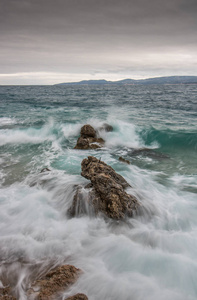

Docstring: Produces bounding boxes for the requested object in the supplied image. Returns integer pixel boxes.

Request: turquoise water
[0,84,197,299]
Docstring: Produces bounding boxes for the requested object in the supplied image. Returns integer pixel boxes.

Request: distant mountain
[68,79,111,85]
[56,76,197,85]
[133,76,197,85]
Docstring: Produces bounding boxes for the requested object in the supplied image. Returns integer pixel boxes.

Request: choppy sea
[0,84,197,300]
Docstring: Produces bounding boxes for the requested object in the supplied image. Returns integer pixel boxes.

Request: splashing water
[0,84,197,299]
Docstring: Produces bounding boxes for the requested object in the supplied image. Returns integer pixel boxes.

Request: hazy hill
[56,76,197,85]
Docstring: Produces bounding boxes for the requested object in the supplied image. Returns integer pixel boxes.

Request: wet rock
[81,156,130,189]
[40,168,51,173]
[74,137,104,150]
[74,137,90,150]
[68,185,95,217]
[118,157,130,165]
[28,265,81,300]
[68,156,139,220]
[65,293,88,300]
[74,125,105,150]
[0,286,16,300]
[80,124,96,138]
[99,123,113,132]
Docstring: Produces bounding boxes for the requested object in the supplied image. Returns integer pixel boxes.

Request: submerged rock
[74,125,105,150]
[118,157,130,165]
[68,156,139,220]
[40,168,51,173]
[129,148,169,159]
[99,123,113,132]
[65,294,88,300]
[28,265,81,300]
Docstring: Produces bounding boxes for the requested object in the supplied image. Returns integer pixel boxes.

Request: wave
[2,117,195,153]
[140,127,197,151]
[69,118,154,149]
[0,119,59,147]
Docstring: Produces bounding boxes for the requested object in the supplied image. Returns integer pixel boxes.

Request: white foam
[0,122,55,146]
[0,163,197,299]
[0,115,197,299]
[61,123,82,138]
[0,117,16,126]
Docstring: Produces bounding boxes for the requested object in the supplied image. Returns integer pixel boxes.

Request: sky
[0,0,197,85]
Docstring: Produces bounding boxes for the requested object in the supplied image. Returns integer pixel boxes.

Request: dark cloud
[0,0,197,83]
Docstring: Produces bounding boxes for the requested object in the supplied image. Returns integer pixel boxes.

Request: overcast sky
[0,0,197,84]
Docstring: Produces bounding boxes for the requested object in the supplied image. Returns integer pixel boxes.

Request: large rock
[74,125,105,150]
[68,156,139,220]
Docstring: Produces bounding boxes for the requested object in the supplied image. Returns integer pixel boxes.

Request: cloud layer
[0,0,197,84]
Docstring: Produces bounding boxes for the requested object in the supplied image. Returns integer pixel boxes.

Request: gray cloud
[0,0,197,84]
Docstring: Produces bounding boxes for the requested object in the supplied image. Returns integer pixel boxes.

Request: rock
[65,293,88,300]
[80,125,96,138]
[68,156,139,220]
[129,148,169,159]
[74,125,105,150]
[68,186,95,217]
[0,286,16,300]
[119,157,130,165]
[74,137,104,150]
[28,265,81,300]
[99,123,113,132]
[40,168,51,173]
[74,137,90,150]
[81,156,130,189]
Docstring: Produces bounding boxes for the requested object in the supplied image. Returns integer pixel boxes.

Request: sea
[0,84,197,300]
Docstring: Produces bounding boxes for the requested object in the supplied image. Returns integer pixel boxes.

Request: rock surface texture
[65,294,88,300]
[28,265,82,300]
[0,286,16,300]
[74,125,104,150]
[68,156,139,220]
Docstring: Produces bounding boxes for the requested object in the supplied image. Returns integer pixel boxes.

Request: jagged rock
[65,293,88,300]
[74,125,105,150]
[68,156,139,220]
[81,156,130,189]
[99,123,113,132]
[28,265,81,300]
[119,157,130,165]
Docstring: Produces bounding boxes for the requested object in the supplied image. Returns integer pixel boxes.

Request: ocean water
[0,84,197,300]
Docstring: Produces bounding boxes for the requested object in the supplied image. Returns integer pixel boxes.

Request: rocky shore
[0,124,140,300]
